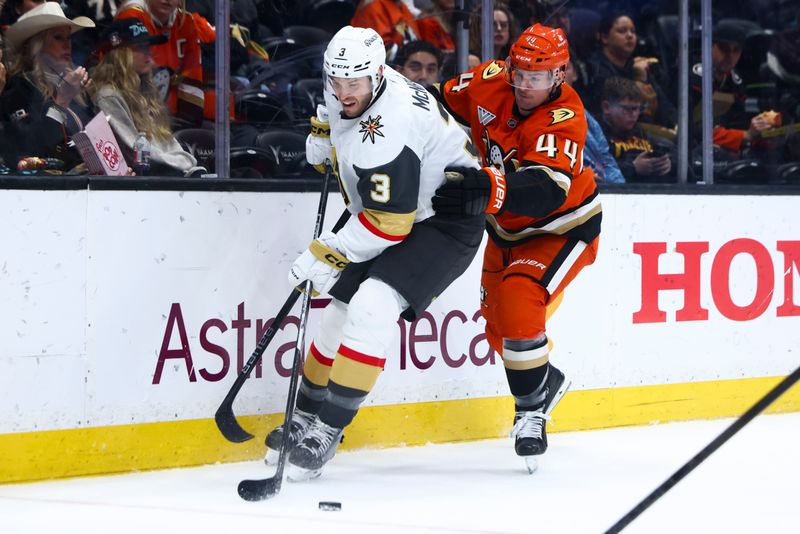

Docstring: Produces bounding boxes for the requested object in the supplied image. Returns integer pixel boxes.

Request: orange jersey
[439,60,602,246]
[351,0,420,48]
[117,3,204,127]
[416,17,454,50]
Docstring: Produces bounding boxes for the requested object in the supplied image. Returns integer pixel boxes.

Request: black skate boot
[264,408,315,465]
[542,363,571,416]
[287,417,344,481]
[511,363,571,473]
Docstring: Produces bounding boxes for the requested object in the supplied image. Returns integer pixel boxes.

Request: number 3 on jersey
[535,134,584,172]
[370,173,390,203]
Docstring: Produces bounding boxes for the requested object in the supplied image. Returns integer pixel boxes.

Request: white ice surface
[1,413,797,534]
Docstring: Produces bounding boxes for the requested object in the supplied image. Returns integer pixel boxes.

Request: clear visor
[505,66,557,90]
[324,72,374,100]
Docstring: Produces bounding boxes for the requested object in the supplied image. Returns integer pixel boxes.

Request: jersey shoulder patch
[482,61,504,80]
[549,108,576,125]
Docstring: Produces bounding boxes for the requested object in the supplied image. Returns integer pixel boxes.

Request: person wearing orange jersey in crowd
[416,0,456,52]
[351,0,419,60]
[116,0,204,128]
[431,23,601,471]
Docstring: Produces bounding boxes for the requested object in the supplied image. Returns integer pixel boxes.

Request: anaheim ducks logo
[482,129,518,175]
[359,114,385,144]
[549,108,575,125]
[482,60,503,80]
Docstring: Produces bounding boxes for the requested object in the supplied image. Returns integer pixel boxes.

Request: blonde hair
[8,29,89,107]
[90,46,173,144]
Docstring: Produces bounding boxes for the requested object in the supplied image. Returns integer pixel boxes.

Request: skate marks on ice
[0,413,797,534]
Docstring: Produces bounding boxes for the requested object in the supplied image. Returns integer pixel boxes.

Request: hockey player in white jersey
[264,26,485,480]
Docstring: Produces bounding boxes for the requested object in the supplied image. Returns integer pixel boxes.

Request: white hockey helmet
[323,26,386,101]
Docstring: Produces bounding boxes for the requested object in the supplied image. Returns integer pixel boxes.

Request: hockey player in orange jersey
[432,23,602,472]
[116,0,204,128]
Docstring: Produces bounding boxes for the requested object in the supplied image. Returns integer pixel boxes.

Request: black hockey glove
[433,166,507,217]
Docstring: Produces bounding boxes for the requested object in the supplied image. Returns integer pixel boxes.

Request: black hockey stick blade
[238,476,282,501]
[214,289,301,442]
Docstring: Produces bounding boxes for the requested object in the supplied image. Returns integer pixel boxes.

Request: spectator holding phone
[598,76,673,182]
[586,11,676,129]
[0,2,95,170]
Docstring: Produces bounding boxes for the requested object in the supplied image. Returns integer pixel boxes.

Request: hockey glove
[305,104,332,174]
[433,166,507,217]
[288,231,350,296]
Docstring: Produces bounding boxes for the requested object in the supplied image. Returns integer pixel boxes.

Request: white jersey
[325,66,480,263]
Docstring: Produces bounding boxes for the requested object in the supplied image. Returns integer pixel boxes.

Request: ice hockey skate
[263,408,315,465]
[286,417,343,482]
[511,364,571,474]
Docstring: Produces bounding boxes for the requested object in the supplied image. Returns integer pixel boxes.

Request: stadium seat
[714,159,764,184]
[776,161,800,184]
[174,128,216,170]
[255,130,314,176]
[304,0,357,35]
[283,25,332,47]
[230,147,278,178]
[235,90,293,129]
[289,78,325,122]
[261,36,307,62]
[738,29,776,82]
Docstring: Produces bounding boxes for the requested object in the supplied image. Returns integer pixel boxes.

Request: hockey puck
[319,501,341,511]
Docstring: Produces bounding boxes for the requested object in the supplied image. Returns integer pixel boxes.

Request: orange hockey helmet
[505,23,570,90]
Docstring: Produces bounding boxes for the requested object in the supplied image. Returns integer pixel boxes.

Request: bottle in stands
[133,132,151,175]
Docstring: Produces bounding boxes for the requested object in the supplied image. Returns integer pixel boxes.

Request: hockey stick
[238,166,335,501]
[238,277,314,501]
[214,170,343,443]
[605,364,800,534]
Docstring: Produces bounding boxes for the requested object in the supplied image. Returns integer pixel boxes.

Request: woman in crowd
[586,11,676,129]
[90,18,205,176]
[0,2,95,169]
[468,3,519,66]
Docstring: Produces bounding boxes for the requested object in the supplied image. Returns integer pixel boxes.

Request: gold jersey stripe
[303,350,333,388]
[502,353,550,371]
[362,208,415,239]
[330,352,384,393]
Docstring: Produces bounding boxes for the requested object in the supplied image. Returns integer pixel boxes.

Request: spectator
[565,60,624,183]
[116,0,204,128]
[0,0,44,33]
[351,0,419,61]
[90,18,205,176]
[416,0,456,52]
[468,3,519,63]
[689,19,777,157]
[586,11,676,129]
[0,2,95,170]
[764,27,800,163]
[598,76,673,183]
[0,32,13,171]
[0,33,5,95]
[394,39,442,87]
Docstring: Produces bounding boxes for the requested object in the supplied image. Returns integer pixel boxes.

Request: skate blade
[263,447,279,466]
[287,463,323,482]
[523,456,539,475]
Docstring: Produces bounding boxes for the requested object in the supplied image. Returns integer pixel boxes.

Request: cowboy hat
[5,2,95,48]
